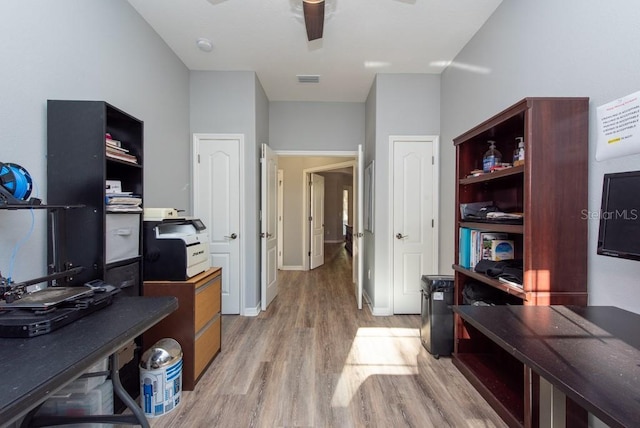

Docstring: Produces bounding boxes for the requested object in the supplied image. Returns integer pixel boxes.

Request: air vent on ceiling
[297,74,320,83]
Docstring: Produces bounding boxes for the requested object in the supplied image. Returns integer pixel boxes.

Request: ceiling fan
[302,0,325,41]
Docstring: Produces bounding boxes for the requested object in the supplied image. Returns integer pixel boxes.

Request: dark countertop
[453,305,640,428]
[0,295,178,426]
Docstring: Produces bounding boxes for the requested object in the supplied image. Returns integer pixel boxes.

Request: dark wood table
[0,295,178,427]
[453,305,640,428]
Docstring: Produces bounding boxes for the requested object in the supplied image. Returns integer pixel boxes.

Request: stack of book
[459,228,514,269]
[105,133,137,164]
[105,180,142,212]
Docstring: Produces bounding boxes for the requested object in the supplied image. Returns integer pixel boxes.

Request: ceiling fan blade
[303,0,325,41]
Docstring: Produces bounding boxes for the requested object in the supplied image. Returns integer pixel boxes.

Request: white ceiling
[127,0,502,103]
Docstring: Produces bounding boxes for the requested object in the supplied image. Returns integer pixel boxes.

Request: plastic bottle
[515,137,525,162]
[483,140,502,172]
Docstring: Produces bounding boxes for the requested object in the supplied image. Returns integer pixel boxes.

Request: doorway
[275,151,362,308]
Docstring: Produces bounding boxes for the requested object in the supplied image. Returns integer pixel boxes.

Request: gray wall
[367,74,441,314]
[190,71,265,311]
[269,102,365,151]
[440,0,640,316]
[0,0,189,285]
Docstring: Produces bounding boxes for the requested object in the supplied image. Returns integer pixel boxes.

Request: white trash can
[139,338,183,418]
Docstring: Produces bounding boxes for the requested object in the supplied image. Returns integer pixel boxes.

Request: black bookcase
[47,100,144,410]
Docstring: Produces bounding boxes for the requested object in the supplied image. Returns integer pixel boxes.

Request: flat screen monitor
[597,170,640,261]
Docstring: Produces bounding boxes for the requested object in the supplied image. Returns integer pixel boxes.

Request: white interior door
[194,134,242,315]
[261,144,278,311]
[354,145,364,309]
[309,173,325,270]
[392,136,438,314]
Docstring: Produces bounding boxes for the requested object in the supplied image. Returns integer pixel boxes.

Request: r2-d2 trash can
[140,338,183,418]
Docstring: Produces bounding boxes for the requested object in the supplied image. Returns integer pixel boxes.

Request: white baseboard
[363,290,392,316]
[280,265,305,271]
[244,302,261,317]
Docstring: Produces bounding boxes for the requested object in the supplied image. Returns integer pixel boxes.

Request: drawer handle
[115,228,132,236]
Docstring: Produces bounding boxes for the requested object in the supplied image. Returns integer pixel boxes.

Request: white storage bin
[57,358,109,395]
[37,379,114,428]
[106,214,140,263]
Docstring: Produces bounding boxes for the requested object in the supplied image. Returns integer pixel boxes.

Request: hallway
[148,243,506,427]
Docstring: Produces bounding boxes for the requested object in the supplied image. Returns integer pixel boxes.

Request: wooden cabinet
[452,98,589,427]
[143,267,222,390]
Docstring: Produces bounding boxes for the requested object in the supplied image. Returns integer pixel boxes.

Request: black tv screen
[597,171,640,260]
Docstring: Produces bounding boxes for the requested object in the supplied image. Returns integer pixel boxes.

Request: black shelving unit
[46,100,144,411]
[46,100,144,295]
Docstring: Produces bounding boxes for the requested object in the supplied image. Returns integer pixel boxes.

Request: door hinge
[198,154,201,163]
[432,219,434,227]
[309,216,312,221]
[432,156,434,165]
[308,251,311,257]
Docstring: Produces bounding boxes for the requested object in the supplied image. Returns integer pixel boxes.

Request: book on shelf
[105,142,129,153]
[481,232,509,261]
[105,133,122,147]
[105,194,142,206]
[459,227,472,268]
[464,230,512,269]
[106,150,138,164]
[106,205,143,213]
[498,276,523,289]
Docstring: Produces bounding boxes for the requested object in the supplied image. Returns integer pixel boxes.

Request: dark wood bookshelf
[452,97,589,427]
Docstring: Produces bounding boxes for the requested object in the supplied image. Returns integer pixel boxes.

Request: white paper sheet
[596,90,640,161]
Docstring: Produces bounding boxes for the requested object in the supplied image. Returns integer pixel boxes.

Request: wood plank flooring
[147,243,506,428]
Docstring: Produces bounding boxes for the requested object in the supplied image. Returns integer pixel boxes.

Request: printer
[143,213,210,281]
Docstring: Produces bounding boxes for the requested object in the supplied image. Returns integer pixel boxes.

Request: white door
[354,145,364,309]
[392,136,439,314]
[261,144,278,310]
[309,173,325,270]
[193,134,242,315]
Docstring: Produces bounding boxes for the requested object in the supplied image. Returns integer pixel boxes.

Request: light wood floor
[147,243,506,428]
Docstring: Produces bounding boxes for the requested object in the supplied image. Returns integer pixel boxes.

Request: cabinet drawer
[194,275,221,332]
[194,316,221,380]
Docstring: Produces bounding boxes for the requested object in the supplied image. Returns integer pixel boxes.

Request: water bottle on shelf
[483,140,502,172]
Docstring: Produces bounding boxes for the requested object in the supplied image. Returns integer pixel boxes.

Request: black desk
[0,296,178,428]
[453,305,640,428]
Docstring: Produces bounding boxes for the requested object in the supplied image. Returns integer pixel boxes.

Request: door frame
[192,133,246,315]
[275,150,358,273]
[388,135,440,311]
[301,159,357,271]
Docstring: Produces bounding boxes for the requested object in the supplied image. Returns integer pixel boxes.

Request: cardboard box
[490,240,514,261]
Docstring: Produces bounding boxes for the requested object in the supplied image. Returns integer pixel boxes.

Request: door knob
[396,233,407,239]
[225,233,238,239]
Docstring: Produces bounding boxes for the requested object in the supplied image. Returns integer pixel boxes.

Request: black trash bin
[420,275,455,358]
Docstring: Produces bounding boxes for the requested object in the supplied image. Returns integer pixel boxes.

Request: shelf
[452,353,524,428]
[453,264,528,300]
[460,164,524,185]
[459,221,523,234]
[106,157,142,168]
[0,204,85,210]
